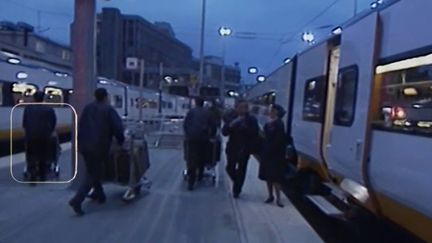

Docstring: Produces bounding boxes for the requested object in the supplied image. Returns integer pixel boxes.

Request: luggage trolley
[183,135,222,185]
[23,134,61,181]
[103,131,152,202]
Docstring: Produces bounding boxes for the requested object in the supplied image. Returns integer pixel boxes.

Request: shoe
[87,191,106,204]
[265,197,274,204]
[68,200,84,216]
[233,193,240,199]
[276,201,284,208]
[187,184,194,191]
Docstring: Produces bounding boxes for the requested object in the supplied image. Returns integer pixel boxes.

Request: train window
[303,76,326,122]
[334,66,358,126]
[373,58,432,136]
[44,87,63,103]
[0,83,3,106]
[12,82,38,104]
[113,95,123,108]
[168,102,173,109]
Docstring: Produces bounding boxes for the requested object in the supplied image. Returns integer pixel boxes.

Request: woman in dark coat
[258,104,286,207]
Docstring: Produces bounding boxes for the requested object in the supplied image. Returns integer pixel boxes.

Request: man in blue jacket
[69,88,124,216]
[183,97,213,190]
[22,91,57,182]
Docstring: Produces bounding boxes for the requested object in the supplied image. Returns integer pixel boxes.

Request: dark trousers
[226,152,250,195]
[71,152,106,205]
[26,138,49,180]
[187,139,209,186]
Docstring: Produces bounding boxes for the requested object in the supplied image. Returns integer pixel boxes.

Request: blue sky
[0,0,372,83]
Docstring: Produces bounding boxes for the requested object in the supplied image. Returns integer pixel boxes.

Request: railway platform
[0,138,323,243]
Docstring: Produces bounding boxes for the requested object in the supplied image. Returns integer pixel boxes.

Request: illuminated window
[12,82,38,103]
[44,87,64,103]
[303,76,326,122]
[374,57,432,135]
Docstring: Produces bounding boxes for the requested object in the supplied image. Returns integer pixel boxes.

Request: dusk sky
[1,0,372,83]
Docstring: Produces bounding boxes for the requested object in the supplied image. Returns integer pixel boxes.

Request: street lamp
[218,26,232,105]
[301,32,315,43]
[332,26,343,35]
[218,26,233,37]
[283,58,291,64]
[248,67,258,74]
[257,75,266,83]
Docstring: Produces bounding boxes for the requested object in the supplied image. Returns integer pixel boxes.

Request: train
[246,0,432,242]
[0,50,192,155]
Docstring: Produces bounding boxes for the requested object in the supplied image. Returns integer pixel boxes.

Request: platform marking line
[222,160,249,243]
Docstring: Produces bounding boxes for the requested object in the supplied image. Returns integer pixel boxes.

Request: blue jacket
[183,107,212,141]
[78,101,125,154]
[22,104,57,140]
[222,113,260,156]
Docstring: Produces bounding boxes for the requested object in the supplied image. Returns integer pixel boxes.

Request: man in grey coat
[69,88,124,215]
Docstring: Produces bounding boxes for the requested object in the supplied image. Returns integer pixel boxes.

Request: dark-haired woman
[258,104,286,207]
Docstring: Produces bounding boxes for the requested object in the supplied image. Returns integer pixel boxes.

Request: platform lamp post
[70,0,97,186]
[218,26,232,106]
[198,0,207,89]
[158,62,164,115]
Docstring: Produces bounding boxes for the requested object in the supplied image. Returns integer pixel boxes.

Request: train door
[325,12,380,184]
[322,47,340,164]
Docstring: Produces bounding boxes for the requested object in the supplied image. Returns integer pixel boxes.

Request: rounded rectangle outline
[10,102,78,184]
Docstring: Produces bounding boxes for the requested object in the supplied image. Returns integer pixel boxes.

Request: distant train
[246,0,432,241]
[0,51,192,155]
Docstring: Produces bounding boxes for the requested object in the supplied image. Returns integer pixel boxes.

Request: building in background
[0,21,72,71]
[97,8,195,89]
[198,56,241,94]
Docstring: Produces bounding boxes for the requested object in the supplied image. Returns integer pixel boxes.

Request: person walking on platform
[258,104,287,207]
[22,91,57,183]
[69,88,124,216]
[183,97,213,191]
[222,99,260,198]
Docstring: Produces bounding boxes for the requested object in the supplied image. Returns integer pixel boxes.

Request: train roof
[295,0,400,57]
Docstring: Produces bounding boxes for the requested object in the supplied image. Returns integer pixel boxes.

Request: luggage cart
[104,135,152,202]
[182,135,221,185]
[23,134,61,181]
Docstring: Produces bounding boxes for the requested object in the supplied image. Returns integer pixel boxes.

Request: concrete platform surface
[0,144,322,243]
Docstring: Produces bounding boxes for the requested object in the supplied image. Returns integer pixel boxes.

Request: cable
[2,0,72,18]
[264,0,342,71]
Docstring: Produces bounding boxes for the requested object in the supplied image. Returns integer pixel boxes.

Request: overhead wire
[264,0,342,71]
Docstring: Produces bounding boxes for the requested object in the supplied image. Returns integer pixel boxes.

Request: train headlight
[7,57,21,64]
[16,71,28,80]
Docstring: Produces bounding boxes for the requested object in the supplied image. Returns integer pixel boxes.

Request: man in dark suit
[183,97,213,190]
[69,88,124,216]
[222,99,260,198]
[22,91,57,182]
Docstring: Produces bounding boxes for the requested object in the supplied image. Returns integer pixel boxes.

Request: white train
[246,0,432,241]
[0,51,191,155]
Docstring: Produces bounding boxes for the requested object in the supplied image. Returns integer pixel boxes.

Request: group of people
[22,87,293,216]
[185,97,292,207]
[21,88,125,215]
